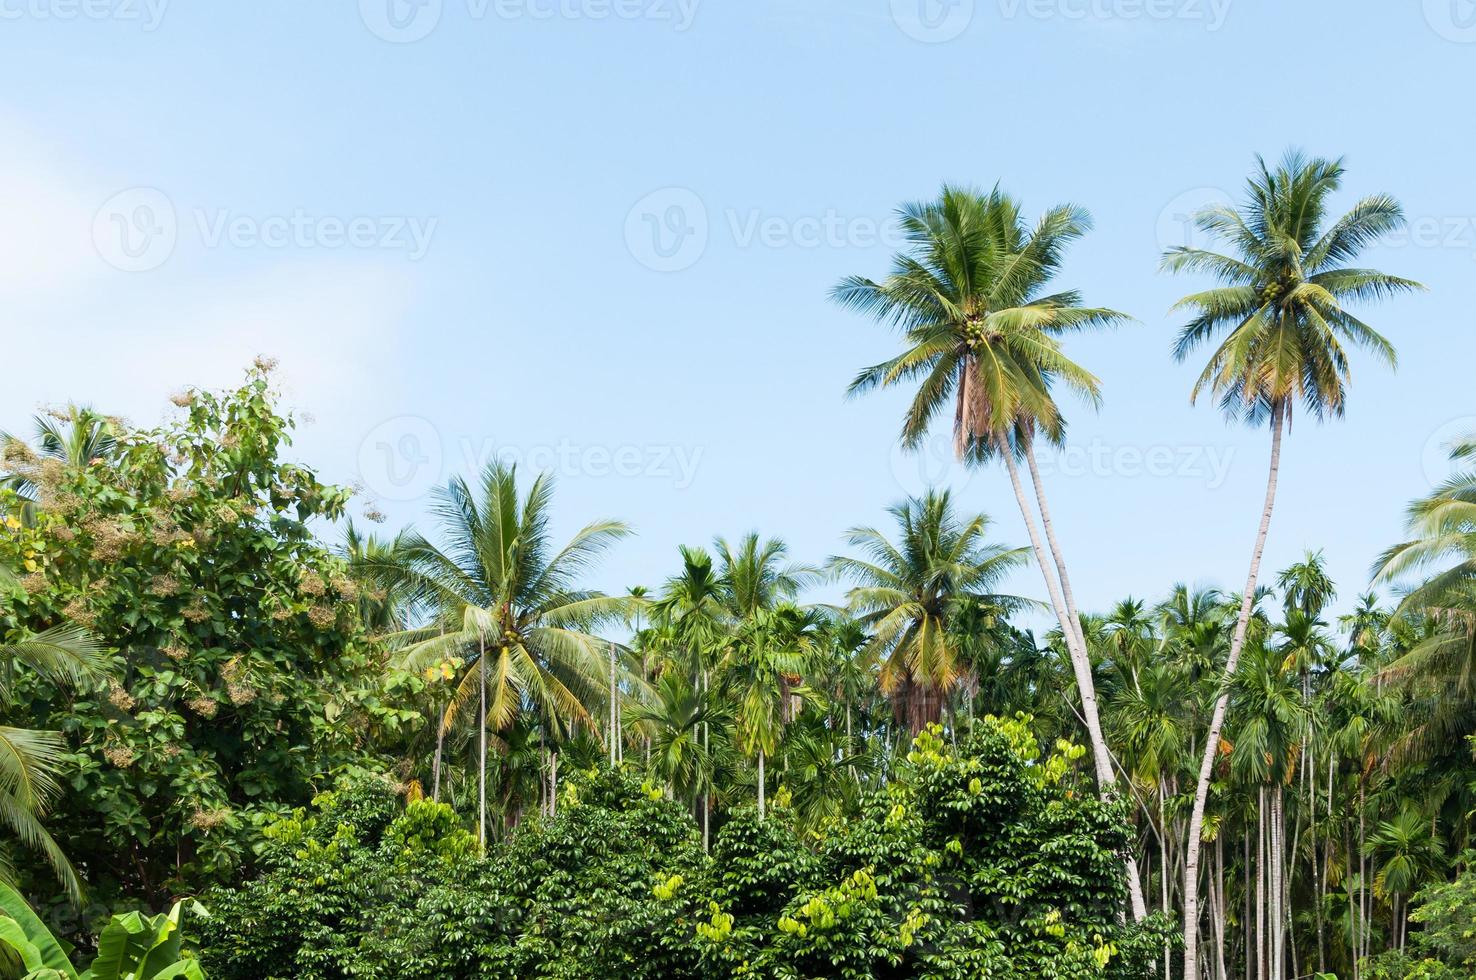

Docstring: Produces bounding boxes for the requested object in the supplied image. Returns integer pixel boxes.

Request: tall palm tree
[828,489,1027,736]
[375,461,632,845]
[726,603,819,819]
[1164,150,1422,976]
[713,533,812,619]
[834,185,1147,915]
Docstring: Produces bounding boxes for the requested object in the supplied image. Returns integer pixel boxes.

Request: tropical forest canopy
[1,155,1473,979]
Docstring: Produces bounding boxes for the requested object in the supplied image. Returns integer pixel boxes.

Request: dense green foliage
[0,155,1467,979]
[0,368,424,918]
[198,719,1167,980]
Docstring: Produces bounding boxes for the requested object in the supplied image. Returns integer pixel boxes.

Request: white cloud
[0,122,418,437]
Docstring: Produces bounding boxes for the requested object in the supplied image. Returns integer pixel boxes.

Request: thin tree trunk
[1160,781,1172,980]
[432,699,445,803]
[1245,828,1254,980]
[1258,787,1267,980]
[1186,402,1286,980]
[550,749,558,818]
[1215,833,1229,980]
[609,642,618,766]
[757,749,766,820]
[478,634,488,848]
[1003,447,1149,922]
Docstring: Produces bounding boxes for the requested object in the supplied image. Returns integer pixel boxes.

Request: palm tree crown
[1164,150,1421,426]
[829,489,1027,733]
[835,184,1124,457]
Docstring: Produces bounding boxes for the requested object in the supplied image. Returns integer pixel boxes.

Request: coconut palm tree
[1372,434,1476,769]
[1164,150,1422,976]
[374,461,632,845]
[0,568,106,900]
[834,184,1150,916]
[828,489,1028,736]
[2,404,119,521]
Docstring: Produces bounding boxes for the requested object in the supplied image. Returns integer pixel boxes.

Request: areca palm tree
[834,184,1149,915]
[375,461,632,845]
[713,533,812,619]
[1165,150,1422,975]
[828,489,1027,736]
[726,603,820,819]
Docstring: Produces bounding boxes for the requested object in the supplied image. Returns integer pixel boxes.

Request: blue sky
[3,0,1472,629]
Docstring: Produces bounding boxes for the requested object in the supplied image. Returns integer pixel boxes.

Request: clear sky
[2,0,1472,627]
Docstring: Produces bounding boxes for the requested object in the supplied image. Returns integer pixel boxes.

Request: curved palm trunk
[1184,403,1285,980]
[1002,448,1149,922]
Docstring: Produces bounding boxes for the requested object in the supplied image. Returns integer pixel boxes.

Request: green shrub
[198,719,1169,979]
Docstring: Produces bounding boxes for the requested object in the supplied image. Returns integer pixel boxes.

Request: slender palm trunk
[432,700,445,802]
[609,642,618,766]
[1004,447,1149,921]
[478,634,488,848]
[1185,402,1286,980]
[1257,788,1267,980]
[757,750,766,820]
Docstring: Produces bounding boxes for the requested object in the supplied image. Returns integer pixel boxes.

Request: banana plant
[0,882,205,979]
